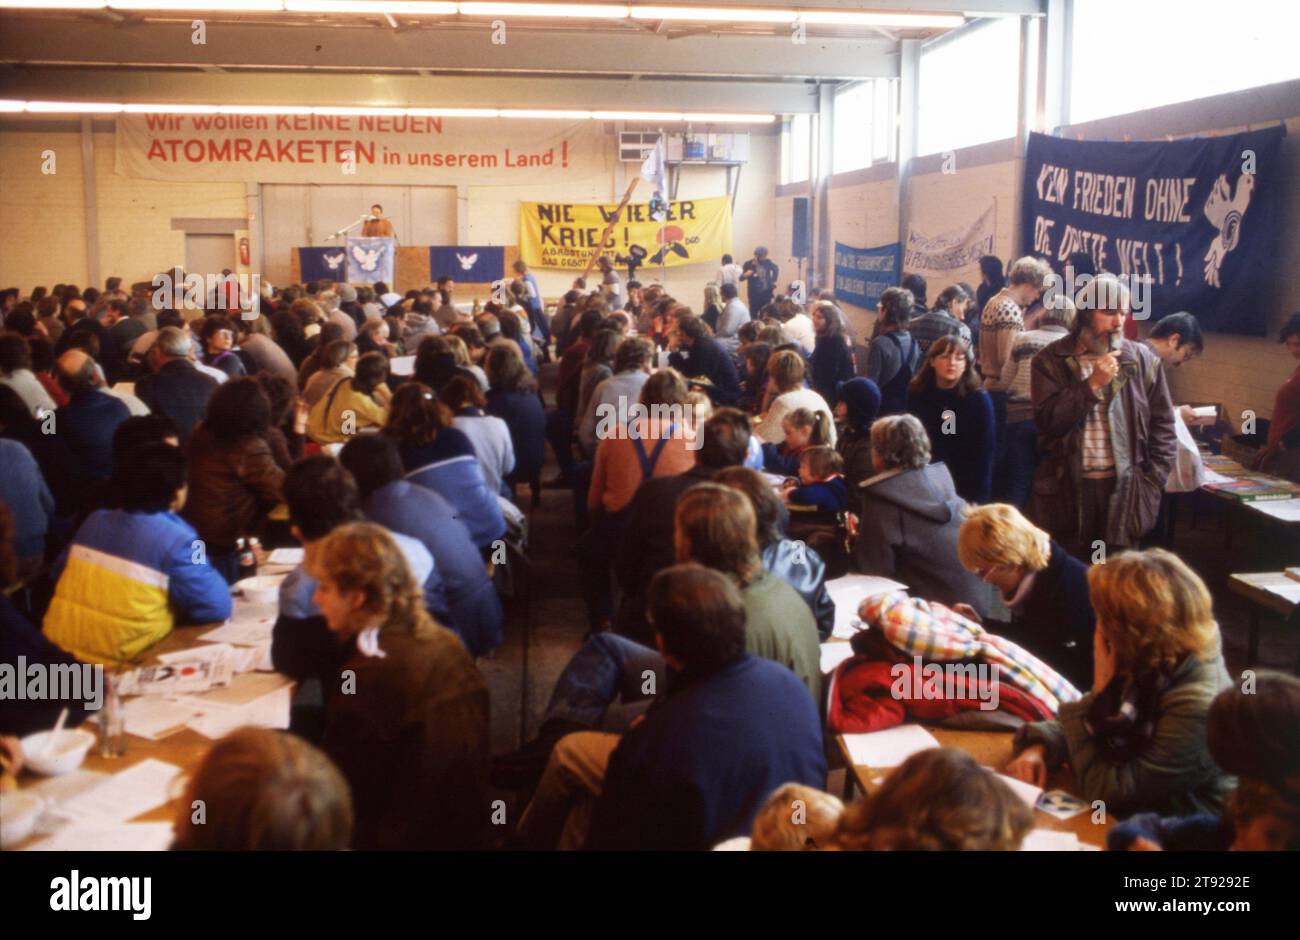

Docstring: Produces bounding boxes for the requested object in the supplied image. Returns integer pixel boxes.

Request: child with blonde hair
[750,783,844,851]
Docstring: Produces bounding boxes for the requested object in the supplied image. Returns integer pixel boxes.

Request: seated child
[1108,670,1300,851]
[761,406,831,476]
[750,783,844,851]
[829,748,1033,850]
[171,727,353,851]
[784,445,848,512]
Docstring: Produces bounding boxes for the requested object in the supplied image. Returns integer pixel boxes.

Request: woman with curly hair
[306,522,489,850]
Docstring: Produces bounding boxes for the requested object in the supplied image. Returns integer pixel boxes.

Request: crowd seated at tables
[1,264,1298,854]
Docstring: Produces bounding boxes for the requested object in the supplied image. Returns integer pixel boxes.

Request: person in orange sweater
[581,368,697,630]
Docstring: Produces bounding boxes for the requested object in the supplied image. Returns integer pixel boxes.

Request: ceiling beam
[0,67,825,114]
[0,17,900,80]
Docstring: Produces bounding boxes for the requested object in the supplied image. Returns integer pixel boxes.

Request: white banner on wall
[903,201,996,284]
[115,114,610,186]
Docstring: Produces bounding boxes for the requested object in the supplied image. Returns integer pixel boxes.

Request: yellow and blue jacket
[43,509,233,667]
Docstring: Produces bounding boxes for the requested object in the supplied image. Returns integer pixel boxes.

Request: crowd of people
[0,249,1297,854]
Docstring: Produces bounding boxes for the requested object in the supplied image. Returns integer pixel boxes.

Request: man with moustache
[1028,273,1176,559]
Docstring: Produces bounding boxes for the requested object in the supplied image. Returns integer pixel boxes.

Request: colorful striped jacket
[861,590,1081,714]
[44,509,233,667]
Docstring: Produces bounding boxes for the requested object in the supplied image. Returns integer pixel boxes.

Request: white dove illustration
[350,245,381,273]
[1202,171,1254,288]
[323,252,344,270]
[456,252,479,271]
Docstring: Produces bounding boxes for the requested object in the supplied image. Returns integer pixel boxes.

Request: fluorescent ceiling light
[0,0,107,7]
[1,100,775,122]
[631,6,794,23]
[458,2,627,16]
[798,11,964,28]
[109,0,283,9]
[285,1,456,12]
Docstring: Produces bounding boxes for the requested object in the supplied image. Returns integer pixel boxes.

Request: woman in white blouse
[754,348,836,447]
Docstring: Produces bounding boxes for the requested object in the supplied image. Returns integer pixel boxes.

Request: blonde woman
[754,349,836,447]
[1007,548,1233,817]
[308,521,490,849]
[956,504,1095,689]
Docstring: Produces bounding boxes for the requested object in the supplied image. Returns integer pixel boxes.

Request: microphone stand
[327,215,371,242]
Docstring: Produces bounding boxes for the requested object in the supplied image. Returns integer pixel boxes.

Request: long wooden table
[1227,571,1300,671]
[835,728,1114,848]
[11,571,296,850]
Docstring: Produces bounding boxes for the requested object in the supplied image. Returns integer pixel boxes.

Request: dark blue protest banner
[298,246,348,283]
[834,242,902,310]
[429,246,506,283]
[1022,127,1284,335]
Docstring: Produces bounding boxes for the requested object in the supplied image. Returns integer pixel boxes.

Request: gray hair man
[1029,273,1176,557]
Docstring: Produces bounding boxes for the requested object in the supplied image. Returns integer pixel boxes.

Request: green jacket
[742,571,823,706]
[1014,639,1235,818]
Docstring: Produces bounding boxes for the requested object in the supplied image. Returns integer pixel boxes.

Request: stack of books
[1203,472,1300,502]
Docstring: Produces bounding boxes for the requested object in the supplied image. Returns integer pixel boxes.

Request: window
[833,82,872,174]
[872,78,897,164]
[917,16,1020,155]
[1069,0,1300,123]
[783,112,812,184]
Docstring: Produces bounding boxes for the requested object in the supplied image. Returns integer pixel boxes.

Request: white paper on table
[826,574,908,638]
[198,603,277,647]
[1020,829,1082,851]
[50,758,180,825]
[167,642,257,675]
[23,768,108,806]
[121,695,212,740]
[761,471,787,489]
[1202,470,1234,485]
[993,771,1043,809]
[183,684,292,739]
[820,641,857,674]
[389,354,415,376]
[1247,498,1300,524]
[25,822,175,852]
[267,547,304,565]
[841,724,940,768]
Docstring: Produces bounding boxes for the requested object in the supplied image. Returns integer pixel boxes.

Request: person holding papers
[44,442,232,667]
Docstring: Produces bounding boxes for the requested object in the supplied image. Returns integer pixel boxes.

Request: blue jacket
[44,509,233,665]
[586,653,826,850]
[134,359,218,448]
[363,481,503,656]
[0,593,94,736]
[0,438,54,565]
[486,389,546,486]
[788,476,849,513]
[57,389,130,482]
[399,429,506,549]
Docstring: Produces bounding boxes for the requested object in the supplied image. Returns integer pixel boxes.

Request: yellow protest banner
[519,195,732,271]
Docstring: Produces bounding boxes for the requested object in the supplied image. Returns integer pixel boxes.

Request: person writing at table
[1006,548,1234,818]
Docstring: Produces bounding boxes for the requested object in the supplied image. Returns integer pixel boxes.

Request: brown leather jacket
[1029,336,1176,549]
[323,627,490,850]
[184,423,285,552]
